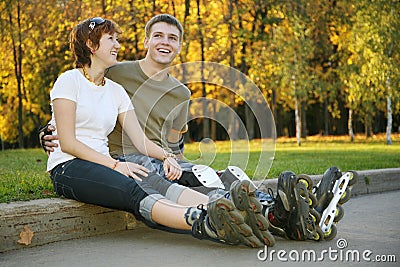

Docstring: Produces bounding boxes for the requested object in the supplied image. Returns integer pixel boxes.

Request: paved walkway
[1,190,399,267]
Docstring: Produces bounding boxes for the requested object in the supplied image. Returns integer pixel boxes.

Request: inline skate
[267,171,323,241]
[313,166,358,240]
[229,179,276,247]
[189,194,264,248]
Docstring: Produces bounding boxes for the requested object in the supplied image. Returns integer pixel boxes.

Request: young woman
[46,17,273,248]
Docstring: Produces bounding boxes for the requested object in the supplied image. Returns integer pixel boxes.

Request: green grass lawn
[184,137,400,178]
[0,149,53,203]
[1,134,399,203]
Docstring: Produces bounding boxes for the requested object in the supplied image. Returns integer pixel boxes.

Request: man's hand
[38,124,58,155]
[163,156,182,181]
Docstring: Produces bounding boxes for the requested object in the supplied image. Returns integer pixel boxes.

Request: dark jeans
[120,154,203,187]
[50,158,157,221]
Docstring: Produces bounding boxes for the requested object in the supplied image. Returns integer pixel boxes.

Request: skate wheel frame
[293,181,318,240]
[319,172,353,233]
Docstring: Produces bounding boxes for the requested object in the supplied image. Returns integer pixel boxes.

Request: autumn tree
[0,0,398,148]
[338,0,400,140]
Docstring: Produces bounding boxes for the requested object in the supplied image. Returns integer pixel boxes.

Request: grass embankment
[0,134,399,203]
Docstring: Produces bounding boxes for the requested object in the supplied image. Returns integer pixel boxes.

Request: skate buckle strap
[227,166,258,190]
[192,165,225,189]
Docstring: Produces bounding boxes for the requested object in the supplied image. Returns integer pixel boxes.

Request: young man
[41,14,353,242]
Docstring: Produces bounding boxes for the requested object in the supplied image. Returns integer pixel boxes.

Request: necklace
[82,65,105,86]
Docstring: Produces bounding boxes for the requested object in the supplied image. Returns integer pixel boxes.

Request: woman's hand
[114,161,149,181]
[117,110,182,181]
[163,156,182,181]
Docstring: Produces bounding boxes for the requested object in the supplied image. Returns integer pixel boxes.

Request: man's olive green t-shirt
[105,61,191,156]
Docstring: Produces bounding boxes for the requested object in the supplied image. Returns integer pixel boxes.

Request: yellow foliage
[0,0,398,146]
[347,58,353,65]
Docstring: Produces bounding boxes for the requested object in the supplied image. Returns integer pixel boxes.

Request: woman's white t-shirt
[47,69,133,171]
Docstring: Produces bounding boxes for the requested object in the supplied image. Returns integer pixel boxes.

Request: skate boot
[218,166,258,190]
[267,171,323,241]
[229,180,276,247]
[313,166,358,240]
[218,166,276,210]
[188,194,264,248]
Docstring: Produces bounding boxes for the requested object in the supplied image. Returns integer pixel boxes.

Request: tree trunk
[295,96,301,146]
[324,96,329,135]
[179,0,190,84]
[293,53,301,146]
[301,100,307,139]
[8,1,24,148]
[386,94,392,145]
[237,2,254,140]
[365,114,372,138]
[385,23,394,145]
[196,0,209,139]
[348,108,355,142]
[211,96,217,140]
[227,0,238,140]
[245,102,255,140]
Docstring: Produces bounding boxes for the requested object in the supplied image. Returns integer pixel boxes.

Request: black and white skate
[313,166,358,240]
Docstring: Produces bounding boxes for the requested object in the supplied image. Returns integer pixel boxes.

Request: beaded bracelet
[112,160,119,170]
[162,153,177,161]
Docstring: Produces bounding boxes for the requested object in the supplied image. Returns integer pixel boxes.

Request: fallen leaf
[42,189,52,195]
[18,226,34,245]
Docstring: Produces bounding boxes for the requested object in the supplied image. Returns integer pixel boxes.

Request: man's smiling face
[144,22,182,67]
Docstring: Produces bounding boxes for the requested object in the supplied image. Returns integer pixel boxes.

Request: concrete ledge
[347,168,400,195]
[0,198,140,252]
[257,168,400,196]
[1,168,399,253]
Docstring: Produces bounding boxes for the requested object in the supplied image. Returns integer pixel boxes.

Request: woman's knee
[139,194,166,223]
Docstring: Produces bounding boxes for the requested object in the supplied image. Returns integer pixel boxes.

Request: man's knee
[165,184,187,203]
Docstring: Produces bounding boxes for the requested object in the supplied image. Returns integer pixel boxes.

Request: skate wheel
[237,222,254,237]
[263,231,276,247]
[310,209,321,224]
[313,227,324,241]
[339,188,351,204]
[246,235,264,248]
[323,224,337,241]
[334,205,344,222]
[249,197,262,212]
[308,193,317,208]
[226,209,245,224]
[255,214,269,230]
[297,174,313,190]
[348,170,358,186]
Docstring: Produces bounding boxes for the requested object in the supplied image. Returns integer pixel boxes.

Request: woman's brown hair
[69,17,122,68]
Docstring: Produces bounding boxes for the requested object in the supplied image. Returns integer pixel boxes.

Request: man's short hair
[145,14,183,42]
